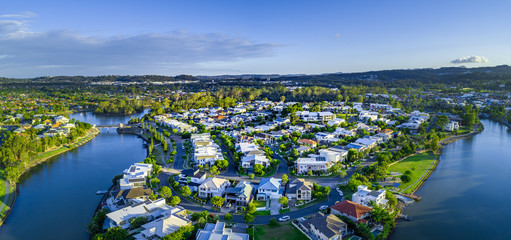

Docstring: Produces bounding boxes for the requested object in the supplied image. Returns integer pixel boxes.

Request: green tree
[224,213,233,223]
[249,173,255,180]
[180,186,192,196]
[253,164,264,175]
[246,202,257,214]
[278,196,289,206]
[100,227,128,240]
[385,191,397,208]
[210,165,220,175]
[281,174,289,183]
[130,216,149,229]
[244,213,255,224]
[211,196,226,207]
[169,196,181,206]
[159,186,172,199]
[400,174,412,183]
[161,225,195,240]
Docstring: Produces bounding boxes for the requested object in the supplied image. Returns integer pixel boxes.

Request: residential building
[241,154,269,169]
[300,214,348,240]
[191,133,224,166]
[352,185,388,207]
[285,178,313,201]
[224,181,253,206]
[444,121,460,132]
[134,209,191,240]
[319,146,348,163]
[119,163,153,190]
[198,178,230,198]
[196,221,249,240]
[105,199,174,229]
[256,177,283,200]
[296,156,332,174]
[106,187,154,211]
[297,139,318,148]
[330,200,372,222]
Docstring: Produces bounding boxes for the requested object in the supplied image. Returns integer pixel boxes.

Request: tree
[249,173,255,180]
[347,149,358,162]
[281,174,289,183]
[430,134,439,151]
[130,216,149,229]
[400,174,412,183]
[280,96,286,102]
[180,186,191,196]
[150,178,160,188]
[100,227,128,240]
[224,213,233,223]
[290,148,299,158]
[253,164,264,175]
[436,115,449,130]
[161,225,195,240]
[211,196,226,207]
[278,196,289,206]
[169,196,181,206]
[159,186,172,199]
[385,191,397,208]
[308,170,313,176]
[210,166,220,175]
[244,213,255,224]
[246,202,257,215]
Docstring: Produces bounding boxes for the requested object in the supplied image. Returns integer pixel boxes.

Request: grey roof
[302,214,346,239]
[196,221,249,240]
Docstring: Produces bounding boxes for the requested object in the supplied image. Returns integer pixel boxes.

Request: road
[157,169,343,225]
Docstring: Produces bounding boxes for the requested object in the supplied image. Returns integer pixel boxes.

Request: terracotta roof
[331,200,372,219]
[298,139,317,145]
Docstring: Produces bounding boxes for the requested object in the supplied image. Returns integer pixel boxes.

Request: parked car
[297,217,306,222]
[319,205,329,211]
[278,216,291,222]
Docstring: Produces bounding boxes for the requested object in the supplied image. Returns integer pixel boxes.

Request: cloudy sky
[1,0,510,77]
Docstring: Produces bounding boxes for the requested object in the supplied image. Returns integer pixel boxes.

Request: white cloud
[0,14,280,77]
[0,12,37,19]
[451,56,489,64]
[335,33,341,38]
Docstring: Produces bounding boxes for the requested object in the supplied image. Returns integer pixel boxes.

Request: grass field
[388,152,435,192]
[255,223,308,240]
[253,200,266,208]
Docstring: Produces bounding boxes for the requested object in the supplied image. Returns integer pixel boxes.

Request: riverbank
[0,127,100,226]
[411,123,484,195]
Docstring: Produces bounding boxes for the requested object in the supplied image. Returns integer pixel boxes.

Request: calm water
[392,120,511,240]
[0,110,148,240]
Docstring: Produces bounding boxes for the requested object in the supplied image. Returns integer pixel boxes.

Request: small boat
[96,190,108,195]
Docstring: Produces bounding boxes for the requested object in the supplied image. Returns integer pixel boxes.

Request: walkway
[0,180,11,219]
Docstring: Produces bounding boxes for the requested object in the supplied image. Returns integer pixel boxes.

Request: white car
[278,216,291,222]
[297,217,306,222]
[319,205,329,211]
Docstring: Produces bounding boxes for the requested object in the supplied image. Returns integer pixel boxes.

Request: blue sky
[1,0,510,77]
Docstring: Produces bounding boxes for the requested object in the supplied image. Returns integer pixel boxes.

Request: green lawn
[255,223,308,240]
[253,200,266,208]
[388,152,435,192]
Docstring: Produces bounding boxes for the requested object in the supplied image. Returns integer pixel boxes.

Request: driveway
[270,196,281,215]
[173,142,186,170]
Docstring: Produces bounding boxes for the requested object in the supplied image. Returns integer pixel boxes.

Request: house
[352,185,388,207]
[330,200,372,222]
[54,116,69,124]
[106,187,154,211]
[444,121,460,132]
[178,169,207,192]
[300,214,348,240]
[318,112,336,122]
[134,208,191,240]
[297,139,318,148]
[196,221,249,240]
[191,133,224,166]
[345,143,366,152]
[105,199,174,229]
[295,145,311,155]
[296,156,333,174]
[269,129,290,139]
[315,132,336,141]
[241,154,269,169]
[198,178,230,198]
[119,163,153,190]
[354,138,377,149]
[253,133,274,144]
[319,146,348,163]
[285,178,313,201]
[224,181,253,206]
[256,177,283,200]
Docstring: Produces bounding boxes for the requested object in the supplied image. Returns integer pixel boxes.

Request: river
[392,120,511,240]
[0,110,149,240]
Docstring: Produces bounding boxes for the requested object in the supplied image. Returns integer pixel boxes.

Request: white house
[196,221,249,240]
[105,198,173,229]
[241,154,269,169]
[444,121,460,132]
[352,185,388,207]
[296,156,333,174]
[256,177,283,200]
[198,178,230,198]
[119,163,153,190]
[319,147,348,163]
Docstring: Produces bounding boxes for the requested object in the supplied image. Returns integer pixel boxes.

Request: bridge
[94,123,124,128]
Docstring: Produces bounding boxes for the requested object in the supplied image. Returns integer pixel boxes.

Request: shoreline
[0,127,100,226]
[406,123,485,195]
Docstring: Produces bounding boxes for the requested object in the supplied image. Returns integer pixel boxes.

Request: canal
[0,110,148,240]
[392,120,511,240]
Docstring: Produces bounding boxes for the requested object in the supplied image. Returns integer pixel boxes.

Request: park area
[254,223,308,240]
[388,151,436,193]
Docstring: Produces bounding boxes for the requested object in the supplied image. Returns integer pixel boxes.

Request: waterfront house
[330,200,372,222]
[196,221,249,240]
[198,178,230,198]
[106,187,154,211]
[352,185,388,207]
[105,198,174,229]
[119,163,153,190]
[133,207,191,240]
[300,214,347,240]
